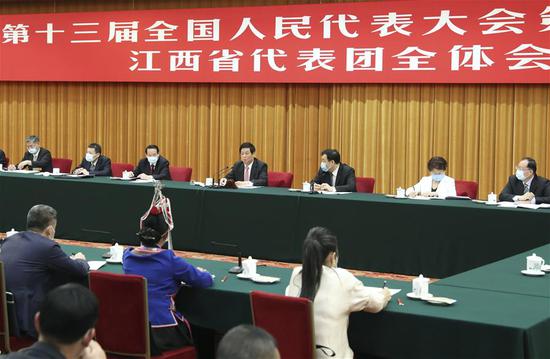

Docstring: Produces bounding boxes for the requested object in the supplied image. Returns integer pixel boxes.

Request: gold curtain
[1,0,549,198]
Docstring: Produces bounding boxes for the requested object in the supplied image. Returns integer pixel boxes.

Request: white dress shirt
[406,175,457,198]
[286,266,386,359]
[330,165,340,187]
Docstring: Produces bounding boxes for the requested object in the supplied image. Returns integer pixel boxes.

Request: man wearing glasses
[499,157,550,204]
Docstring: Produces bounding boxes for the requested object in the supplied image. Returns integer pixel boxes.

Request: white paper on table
[134,179,156,183]
[539,203,550,208]
[320,191,351,195]
[238,186,262,189]
[516,203,541,210]
[11,170,39,174]
[365,287,401,296]
[88,261,106,271]
[497,202,518,208]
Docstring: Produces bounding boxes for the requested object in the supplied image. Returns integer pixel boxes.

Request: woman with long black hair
[286,227,391,358]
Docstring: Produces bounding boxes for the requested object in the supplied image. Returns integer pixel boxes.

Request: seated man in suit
[129,144,171,180]
[0,205,89,338]
[225,142,268,187]
[8,135,53,172]
[312,149,356,192]
[73,143,112,176]
[0,148,6,167]
[1,284,106,359]
[499,157,550,204]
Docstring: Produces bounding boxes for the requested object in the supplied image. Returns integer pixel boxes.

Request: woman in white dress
[406,156,456,198]
[286,227,391,359]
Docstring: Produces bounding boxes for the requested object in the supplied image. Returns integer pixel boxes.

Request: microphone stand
[211,241,243,273]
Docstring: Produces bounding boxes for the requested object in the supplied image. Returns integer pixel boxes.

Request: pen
[382,280,387,288]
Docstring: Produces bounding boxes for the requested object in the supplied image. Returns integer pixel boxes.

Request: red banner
[0,1,549,83]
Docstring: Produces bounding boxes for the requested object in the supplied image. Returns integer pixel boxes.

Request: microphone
[215,165,233,177]
[211,241,243,274]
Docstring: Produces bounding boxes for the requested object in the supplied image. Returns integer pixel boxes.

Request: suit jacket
[313,163,357,192]
[20,148,53,172]
[225,158,268,186]
[407,175,457,198]
[75,155,112,176]
[499,175,550,204]
[0,149,6,167]
[134,156,171,180]
[0,231,89,338]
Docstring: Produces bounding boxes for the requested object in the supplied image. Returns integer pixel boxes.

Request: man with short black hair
[129,144,171,180]
[312,149,356,192]
[0,205,89,338]
[499,157,550,204]
[9,135,53,172]
[73,143,112,176]
[225,142,268,187]
[216,325,280,359]
[0,284,106,359]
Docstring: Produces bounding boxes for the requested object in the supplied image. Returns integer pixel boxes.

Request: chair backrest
[0,262,11,353]
[170,166,193,182]
[111,163,134,178]
[267,171,294,188]
[89,272,150,359]
[356,177,375,193]
[250,291,315,359]
[52,158,72,174]
[455,180,479,199]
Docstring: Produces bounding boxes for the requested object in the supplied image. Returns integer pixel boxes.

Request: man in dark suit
[499,157,550,204]
[1,284,106,359]
[9,135,52,172]
[0,148,6,167]
[73,143,112,176]
[225,142,268,187]
[130,144,171,180]
[312,149,356,192]
[0,205,89,338]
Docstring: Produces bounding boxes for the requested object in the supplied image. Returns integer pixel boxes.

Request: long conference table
[1,171,550,278]
[61,243,550,359]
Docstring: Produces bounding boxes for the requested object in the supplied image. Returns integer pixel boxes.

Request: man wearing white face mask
[73,143,112,176]
[406,156,456,198]
[499,157,550,204]
[9,135,53,172]
[129,144,171,180]
[312,149,356,192]
[0,205,89,339]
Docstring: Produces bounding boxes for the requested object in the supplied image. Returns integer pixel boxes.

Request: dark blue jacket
[0,231,89,337]
[74,155,112,176]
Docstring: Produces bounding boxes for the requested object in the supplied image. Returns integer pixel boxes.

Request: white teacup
[487,192,497,204]
[526,253,545,272]
[205,177,214,187]
[122,171,131,179]
[302,182,310,192]
[0,164,3,171]
[242,256,258,277]
[412,274,430,297]
[53,168,60,175]
[396,187,405,198]
[110,243,124,261]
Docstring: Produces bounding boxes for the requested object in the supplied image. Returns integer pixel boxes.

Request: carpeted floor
[0,233,424,282]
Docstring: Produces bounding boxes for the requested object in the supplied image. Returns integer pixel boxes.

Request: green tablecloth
[2,171,549,277]
[61,244,550,359]
[435,244,550,298]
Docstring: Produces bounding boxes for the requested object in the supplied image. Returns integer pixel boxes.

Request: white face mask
[147,156,159,165]
[85,153,95,162]
[320,162,329,172]
[28,147,38,155]
[515,169,527,181]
